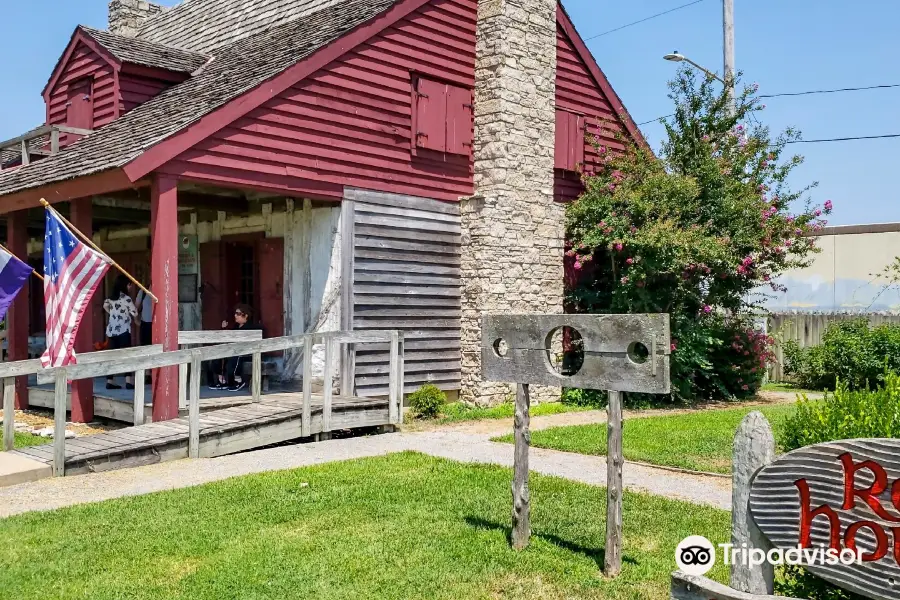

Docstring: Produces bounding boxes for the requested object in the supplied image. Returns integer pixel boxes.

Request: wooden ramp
[10,393,390,477]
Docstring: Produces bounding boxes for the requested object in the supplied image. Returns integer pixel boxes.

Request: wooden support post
[251,350,262,403]
[133,369,145,426]
[388,331,400,424]
[53,369,67,477]
[339,198,355,397]
[178,353,188,411]
[50,128,60,154]
[322,338,333,432]
[188,357,201,458]
[511,382,531,550]
[302,335,312,438]
[70,197,95,423]
[731,411,776,594]
[605,390,624,576]
[20,140,29,166]
[7,211,29,410]
[151,175,180,422]
[2,377,14,451]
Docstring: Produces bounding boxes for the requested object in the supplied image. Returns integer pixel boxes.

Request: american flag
[40,209,112,368]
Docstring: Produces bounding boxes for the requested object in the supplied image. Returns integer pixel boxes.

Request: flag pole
[39,199,158,303]
[0,242,44,282]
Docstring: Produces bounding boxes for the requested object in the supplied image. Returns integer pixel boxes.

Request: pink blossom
[795,228,803,236]
[607,183,616,192]
[671,342,677,351]
[620,276,629,284]
[786,216,795,223]
[814,209,822,217]
[610,211,617,217]
[702,134,710,142]
[761,104,767,109]
[615,243,623,251]
[703,305,712,314]
[763,274,770,281]
[824,200,833,212]
[630,226,638,234]
[742,384,749,391]
[785,239,793,247]
[737,265,747,274]
[742,256,753,267]
[611,170,624,181]
[626,257,634,265]
[574,261,582,271]
[599,146,607,154]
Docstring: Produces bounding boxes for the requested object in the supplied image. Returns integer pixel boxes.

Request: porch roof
[80,26,210,74]
[0,0,397,202]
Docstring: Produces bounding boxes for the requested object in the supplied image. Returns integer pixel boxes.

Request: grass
[0,430,49,449]
[0,452,729,600]
[435,401,587,423]
[494,403,798,474]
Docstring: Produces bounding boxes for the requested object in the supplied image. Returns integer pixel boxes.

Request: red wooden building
[0,0,644,422]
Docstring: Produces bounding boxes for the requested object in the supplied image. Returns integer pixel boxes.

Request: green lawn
[435,401,587,423]
[0,452,729,600]
[760,381,819,395]
[0,430,49,449]
[495,404,798,474]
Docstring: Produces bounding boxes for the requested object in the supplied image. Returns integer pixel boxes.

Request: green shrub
[560,388,661,410]
[782,319,900,391]
[408,384,446,419]
[775,372,900,600]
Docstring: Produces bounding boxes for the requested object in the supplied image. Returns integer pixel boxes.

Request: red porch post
[70,198,94,422]
[7,211,30,409]
[150,175,179,421]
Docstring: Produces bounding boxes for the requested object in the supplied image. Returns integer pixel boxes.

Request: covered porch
[0,172,343,424]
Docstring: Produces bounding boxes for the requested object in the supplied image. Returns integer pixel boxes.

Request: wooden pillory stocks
[482,314,671,576]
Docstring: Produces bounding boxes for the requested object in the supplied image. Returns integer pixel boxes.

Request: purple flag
[0,246,32,323]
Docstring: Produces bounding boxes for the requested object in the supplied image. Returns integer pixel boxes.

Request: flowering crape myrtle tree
[565,68,832,401]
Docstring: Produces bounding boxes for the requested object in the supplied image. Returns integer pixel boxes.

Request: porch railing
[0,330,404,477]
[0,124,94,169]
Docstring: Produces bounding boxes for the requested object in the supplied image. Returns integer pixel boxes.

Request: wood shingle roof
[81,26,210,73]
[137,0,347,55]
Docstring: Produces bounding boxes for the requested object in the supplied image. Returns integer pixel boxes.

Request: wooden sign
[482,314,670,393]
[749,439,900,600]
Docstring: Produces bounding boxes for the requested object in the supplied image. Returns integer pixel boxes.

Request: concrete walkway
[0,406,734,518]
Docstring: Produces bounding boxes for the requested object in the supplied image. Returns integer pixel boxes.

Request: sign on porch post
[750,439,900,600]
[482,314,671,576]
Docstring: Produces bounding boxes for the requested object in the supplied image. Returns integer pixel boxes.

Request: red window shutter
[555,109,570,169]
[555,109,584,171]
[572,114,585,167]
[446,85,473,156]
[415,78,447,153]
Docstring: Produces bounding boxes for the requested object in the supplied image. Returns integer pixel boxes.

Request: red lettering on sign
[845,521,889,561]
[796,478,842,550]
[840,453,900,522]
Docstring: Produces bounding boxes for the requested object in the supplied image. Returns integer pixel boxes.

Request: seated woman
[210,303,262,392]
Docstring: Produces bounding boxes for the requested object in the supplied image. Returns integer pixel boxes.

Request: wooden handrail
[0,330,404,472]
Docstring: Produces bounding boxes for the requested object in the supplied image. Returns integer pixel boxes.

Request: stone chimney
[108,0,165,37]
[459,0,563,405]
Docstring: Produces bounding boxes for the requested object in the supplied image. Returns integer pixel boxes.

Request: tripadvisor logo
[675,535,864,576]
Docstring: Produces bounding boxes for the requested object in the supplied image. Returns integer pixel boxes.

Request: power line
[583,0,707,41]
[760,83,900,98]
[784,134,900,144]
[635,83,900,126]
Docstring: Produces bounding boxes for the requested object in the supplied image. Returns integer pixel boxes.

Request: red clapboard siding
[160,0,477,203]
[46,41,117,146]
[554,24,630,202]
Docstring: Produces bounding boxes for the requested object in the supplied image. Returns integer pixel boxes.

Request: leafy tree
[565,68,831,401]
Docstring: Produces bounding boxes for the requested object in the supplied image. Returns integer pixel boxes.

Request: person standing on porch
[103,275,137,390]
[211,303,261,392]
[135,286,153,346]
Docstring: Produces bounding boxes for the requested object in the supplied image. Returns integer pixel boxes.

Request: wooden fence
[767,313,900,381]
[0,330,403,476]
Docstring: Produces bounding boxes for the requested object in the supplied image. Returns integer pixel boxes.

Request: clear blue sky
[1,0,897,226]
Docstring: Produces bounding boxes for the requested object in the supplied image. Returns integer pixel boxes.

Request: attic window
[412,76,472,156]
[555,108,585,171]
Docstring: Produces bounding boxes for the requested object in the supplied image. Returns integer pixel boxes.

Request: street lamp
[663,52,725,84]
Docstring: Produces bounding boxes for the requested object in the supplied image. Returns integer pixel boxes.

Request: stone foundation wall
[108,0,166,37]
[460,0,564,406]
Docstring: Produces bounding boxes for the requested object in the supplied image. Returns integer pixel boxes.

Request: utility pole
[723,0,736,114]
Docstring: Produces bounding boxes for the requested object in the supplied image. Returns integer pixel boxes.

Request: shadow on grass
[464,516,638,569]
